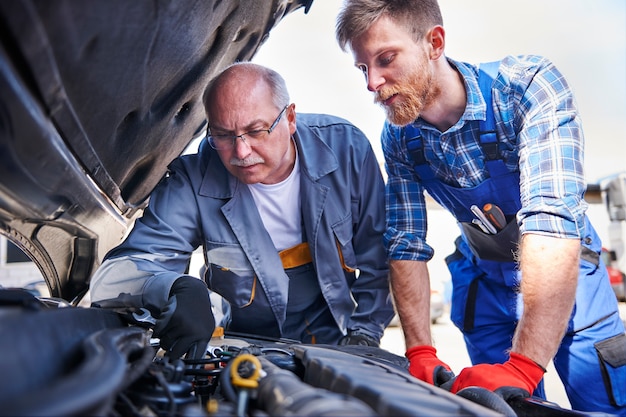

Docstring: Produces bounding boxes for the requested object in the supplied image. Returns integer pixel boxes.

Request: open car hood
[0,0,312,303]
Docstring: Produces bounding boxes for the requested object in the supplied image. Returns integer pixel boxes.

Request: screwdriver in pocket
[482,203,506,231]
[470,205,497,234]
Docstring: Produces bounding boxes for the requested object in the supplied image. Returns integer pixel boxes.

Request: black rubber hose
[256,356,377,416]
[456,386,517,417]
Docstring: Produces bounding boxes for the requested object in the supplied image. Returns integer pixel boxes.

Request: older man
[90,62,394,359]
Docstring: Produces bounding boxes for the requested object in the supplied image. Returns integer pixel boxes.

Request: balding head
[203,62,290,115]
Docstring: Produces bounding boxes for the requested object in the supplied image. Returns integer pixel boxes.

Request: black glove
[338,330,380,347]
[152,276,215,359]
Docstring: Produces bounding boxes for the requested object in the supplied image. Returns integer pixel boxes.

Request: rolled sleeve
[382,123,434,261]
[513,56,588,239]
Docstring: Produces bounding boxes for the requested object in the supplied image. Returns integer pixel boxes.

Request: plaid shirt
[382,55,588,261]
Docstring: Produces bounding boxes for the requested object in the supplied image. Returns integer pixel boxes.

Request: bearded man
[335,1,626,415]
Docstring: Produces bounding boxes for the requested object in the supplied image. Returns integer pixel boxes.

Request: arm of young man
[390,260,432,348]
[392,259,455,386]
[514,234,579,365]
[380,123,454,384]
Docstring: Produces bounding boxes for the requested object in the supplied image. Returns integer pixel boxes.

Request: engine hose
[455,387,517,417]
[256,356,376,416]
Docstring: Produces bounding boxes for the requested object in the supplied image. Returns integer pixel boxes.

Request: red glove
[449,352,545,395]
[406,345,454,386]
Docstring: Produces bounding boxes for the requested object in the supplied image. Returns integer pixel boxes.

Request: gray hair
[203,62,290,111]
[336,0,443,52]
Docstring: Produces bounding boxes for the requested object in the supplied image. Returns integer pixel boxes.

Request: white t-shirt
[247,148,302,251]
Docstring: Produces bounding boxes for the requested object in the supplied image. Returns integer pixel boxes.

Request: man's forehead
[208,103,273,132]
[352,17,415,58]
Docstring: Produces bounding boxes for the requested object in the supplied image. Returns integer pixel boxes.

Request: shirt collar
[414,58,487,133]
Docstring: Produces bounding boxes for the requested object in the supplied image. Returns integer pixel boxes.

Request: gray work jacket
[90,113,393,340]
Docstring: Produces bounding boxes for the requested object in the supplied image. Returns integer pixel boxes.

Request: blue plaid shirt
[383,55,588,261]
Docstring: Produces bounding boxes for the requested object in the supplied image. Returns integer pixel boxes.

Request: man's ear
[427,25,446,60]
[287,103,297,134]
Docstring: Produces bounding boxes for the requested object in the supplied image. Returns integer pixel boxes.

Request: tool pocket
[595,332,626,406]
[205,241,256,308]
[459,217,520,262]
[332,214,357,274]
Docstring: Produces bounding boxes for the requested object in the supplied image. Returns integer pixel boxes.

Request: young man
[90,62,394,359]
[336,1,625,414]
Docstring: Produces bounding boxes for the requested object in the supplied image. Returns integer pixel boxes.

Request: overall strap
[478,61,508,177]
[477,61,499,160]
[404,125,435,180]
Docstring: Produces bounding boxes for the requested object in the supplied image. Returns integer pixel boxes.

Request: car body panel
[0,0,312,302]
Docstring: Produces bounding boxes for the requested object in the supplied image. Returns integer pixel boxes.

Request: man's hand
[152,276,215,359]
[405,345,455,386]
[339,330,380,347]
[445,352,545,395]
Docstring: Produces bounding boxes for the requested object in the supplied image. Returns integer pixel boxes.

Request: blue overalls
[403,63,626,414]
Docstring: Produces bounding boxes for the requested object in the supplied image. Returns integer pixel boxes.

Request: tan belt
[279,242,312,269]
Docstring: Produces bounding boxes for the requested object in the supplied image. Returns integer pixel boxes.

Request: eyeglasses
[207,105,288,150]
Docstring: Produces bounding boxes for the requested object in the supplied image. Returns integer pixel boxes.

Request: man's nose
[366,67,385,92]
[233,135,252,158]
